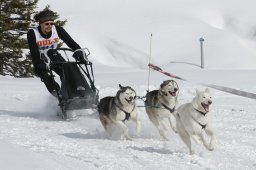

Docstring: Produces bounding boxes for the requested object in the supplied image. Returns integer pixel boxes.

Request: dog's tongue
[169,91,176,96]
[204,106,209,112]
[126,98,133,104]
[202,103,209,112]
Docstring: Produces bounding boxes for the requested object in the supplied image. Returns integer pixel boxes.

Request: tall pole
[147,34,153,92]
[200,37,204,69]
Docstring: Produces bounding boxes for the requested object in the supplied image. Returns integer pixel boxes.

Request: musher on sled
[27,9,98,119]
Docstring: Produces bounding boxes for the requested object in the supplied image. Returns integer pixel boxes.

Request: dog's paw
[189,149,195,155]
[125,136,132,141]
[208,148,214,151]
[172,128,178,133]
[136,133,141,138]
[207,144,214,151]
[161,136,169,141]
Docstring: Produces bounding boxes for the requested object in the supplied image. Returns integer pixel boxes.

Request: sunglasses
[44,22,54,26]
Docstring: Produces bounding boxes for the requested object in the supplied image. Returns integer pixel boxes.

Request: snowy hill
[38,0,256,69]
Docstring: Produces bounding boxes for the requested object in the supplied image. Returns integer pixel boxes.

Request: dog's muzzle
[125,96,135,104]
[201,100,212,112]
[169,88,178,96]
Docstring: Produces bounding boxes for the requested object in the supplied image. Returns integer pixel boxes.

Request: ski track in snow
[0,76,256,170]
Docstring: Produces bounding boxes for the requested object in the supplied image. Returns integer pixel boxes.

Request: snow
[1,68,256,169]
[1,0,256,169]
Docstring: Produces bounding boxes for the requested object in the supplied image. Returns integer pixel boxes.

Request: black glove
[73,50,86,63]
[37,62,48,71]
[47,49,59,58]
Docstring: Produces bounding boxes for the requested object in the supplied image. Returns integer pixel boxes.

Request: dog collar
[194,108,208,116]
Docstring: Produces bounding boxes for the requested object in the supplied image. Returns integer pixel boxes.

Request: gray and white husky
[175,88,216,154]
[145,80,179,139]
[98,84,141,140]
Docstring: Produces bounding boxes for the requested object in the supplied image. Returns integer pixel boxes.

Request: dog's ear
[196,88,200,95]
[160,80,168,88]
[119,84,124,89]
[164,80,172,84]
[205,88,210,93]
[160,83,164,89]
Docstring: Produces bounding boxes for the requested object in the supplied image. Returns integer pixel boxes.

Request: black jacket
[27,26,81,68]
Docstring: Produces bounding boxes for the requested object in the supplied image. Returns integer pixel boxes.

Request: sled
[40,48,99,119]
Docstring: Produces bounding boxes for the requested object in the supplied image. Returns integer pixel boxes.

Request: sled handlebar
[56,47,91,57]
[56,48,73,52]
[40,47,91,65]
[50,61,92,65]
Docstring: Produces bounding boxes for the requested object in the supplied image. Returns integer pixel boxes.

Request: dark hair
[34,9,56,23]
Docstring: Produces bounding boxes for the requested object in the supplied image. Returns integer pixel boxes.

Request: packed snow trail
[0,74,256,170]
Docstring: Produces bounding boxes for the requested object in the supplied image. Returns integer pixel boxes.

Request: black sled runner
[40,48,99,119]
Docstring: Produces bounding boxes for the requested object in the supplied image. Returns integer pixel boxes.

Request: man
[27,9,84,97]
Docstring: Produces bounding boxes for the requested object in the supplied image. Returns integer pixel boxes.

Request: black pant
[34,50,65,93]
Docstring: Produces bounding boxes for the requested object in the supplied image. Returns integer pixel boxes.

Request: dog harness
[193,108,208,129]
[176,112,207,129]
[194,118,207,129]
[114,103,135,122]
[161,103,175,113]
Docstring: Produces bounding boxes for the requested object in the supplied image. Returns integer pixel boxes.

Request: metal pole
[200,37,204,69]
[147,34,153,92]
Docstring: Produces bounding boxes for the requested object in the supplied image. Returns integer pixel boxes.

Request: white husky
[145,80,179,140]
[98,84,141,140]
[175,88,216,154]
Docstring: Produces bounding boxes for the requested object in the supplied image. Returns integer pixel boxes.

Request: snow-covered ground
[0,68,256,170]
[1,0,256,169]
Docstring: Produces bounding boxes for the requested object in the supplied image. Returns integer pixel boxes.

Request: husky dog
[175,88,216,154]
[98,84,141,140]
[145,80,179,139]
